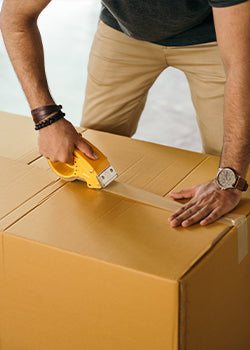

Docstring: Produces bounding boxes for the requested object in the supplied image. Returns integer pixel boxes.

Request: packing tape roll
[104,181,248,264]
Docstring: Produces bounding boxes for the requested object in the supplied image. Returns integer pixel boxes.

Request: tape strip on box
[104,181,248,264]
[218,214,248,264]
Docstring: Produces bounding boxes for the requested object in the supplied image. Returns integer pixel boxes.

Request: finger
[200,208,222,226]
[67,153,74,166]
[169,204,201,227]
[169,186,197,199]
[76,137,99,160]
[181,206,213,227]
[54,153,74,165]
[168,200,196,221]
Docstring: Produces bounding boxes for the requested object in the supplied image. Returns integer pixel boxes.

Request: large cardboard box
[0,112,249,349]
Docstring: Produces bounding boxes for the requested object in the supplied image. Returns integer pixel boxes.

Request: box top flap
[3,130,237,281]
[82,129,209,196]
[0,156,58,224]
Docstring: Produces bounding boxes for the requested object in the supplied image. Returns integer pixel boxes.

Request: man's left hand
[168,181,242,227]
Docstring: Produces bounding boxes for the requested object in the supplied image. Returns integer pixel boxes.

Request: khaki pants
[81,20,226,156]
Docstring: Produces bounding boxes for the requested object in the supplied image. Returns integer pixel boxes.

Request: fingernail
[170,219,178,227]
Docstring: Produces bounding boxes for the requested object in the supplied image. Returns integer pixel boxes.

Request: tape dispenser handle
[47,156,76,180]
[47,136,106,181]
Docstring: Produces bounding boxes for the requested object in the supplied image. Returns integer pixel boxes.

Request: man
[0,0,249,228]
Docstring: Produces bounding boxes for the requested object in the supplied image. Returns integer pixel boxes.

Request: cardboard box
[0,112,249,349]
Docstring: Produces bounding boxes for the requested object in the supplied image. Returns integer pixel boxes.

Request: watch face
[217,168,237,189]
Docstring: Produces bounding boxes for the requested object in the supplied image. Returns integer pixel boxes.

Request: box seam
[163,155,213,197]
[179,225,232,282]
[2,231,177,285]
[178,280,186,350]
[0,179,66,231]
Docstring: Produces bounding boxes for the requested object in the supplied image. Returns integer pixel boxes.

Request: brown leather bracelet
[34,111,65,130]
[31,104,62,124]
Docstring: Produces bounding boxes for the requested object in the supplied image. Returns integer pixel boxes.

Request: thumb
[169,186,197,199]
[76,136,99,160]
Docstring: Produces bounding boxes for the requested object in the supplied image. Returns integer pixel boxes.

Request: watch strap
[235,176,248,192]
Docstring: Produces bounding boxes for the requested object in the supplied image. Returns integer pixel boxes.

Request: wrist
[31,104,62,123]
[31,104,65,130]
[220,142,249,178]
[219,163,248,179]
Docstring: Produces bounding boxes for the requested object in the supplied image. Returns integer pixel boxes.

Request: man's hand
[168,181,242,227]
[38,118,98,165]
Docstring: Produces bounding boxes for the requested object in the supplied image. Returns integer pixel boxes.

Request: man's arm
[0,0,97,164]
[168,1,250,227]
[214,1,250,177]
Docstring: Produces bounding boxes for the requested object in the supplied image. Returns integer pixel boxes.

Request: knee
[81,116,136,138]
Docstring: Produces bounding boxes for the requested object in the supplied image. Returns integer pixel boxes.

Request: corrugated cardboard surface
[3,178,230,281]
[180,220,250,350]
[0,233,179,350]
[0,157,58,224]
[81,129,209,195]
[166,146,250,349]
[0,112,249,349]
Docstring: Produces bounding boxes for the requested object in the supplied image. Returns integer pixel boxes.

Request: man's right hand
[38,118,98,165]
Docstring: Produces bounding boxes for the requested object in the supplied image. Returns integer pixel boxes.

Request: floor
[0,0,202,153]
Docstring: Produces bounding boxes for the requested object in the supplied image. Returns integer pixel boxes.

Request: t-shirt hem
[100,15,217,47]
[209,0,248,7]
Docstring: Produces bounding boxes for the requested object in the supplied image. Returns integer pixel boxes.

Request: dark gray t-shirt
[100,0,247,46]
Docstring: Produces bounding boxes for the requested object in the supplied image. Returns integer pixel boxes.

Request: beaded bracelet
[35,111,65,130]
[31,104,62,124]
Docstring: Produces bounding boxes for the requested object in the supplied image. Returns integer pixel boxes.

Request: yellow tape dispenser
[48,137,118,189]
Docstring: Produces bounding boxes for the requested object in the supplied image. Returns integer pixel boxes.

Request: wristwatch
[216,167,248,191]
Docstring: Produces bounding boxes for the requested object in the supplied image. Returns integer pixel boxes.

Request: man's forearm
[0,2,54,109]
[220,68,250,178]
[0,0,104,167]
[212,2,250,179]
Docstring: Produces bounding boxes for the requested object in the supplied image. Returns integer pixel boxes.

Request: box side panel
[180,219,250,350]
[1,234,179,350]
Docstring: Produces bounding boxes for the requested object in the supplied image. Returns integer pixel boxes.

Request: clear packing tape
[104,181,248,264]
[218,213,248,264]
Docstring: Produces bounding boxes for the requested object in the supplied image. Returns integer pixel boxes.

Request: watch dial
[218,168,236,188]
